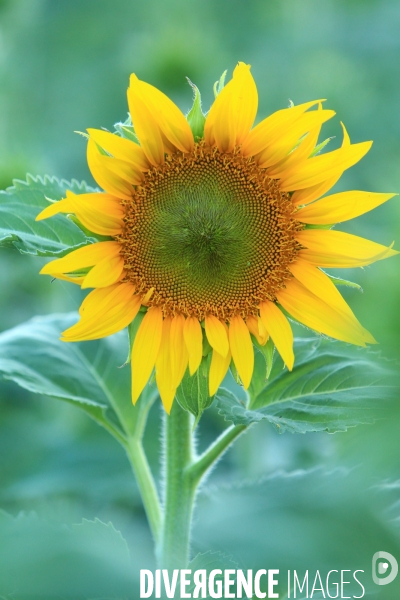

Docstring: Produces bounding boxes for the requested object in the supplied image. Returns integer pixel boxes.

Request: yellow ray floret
[205,62,258,152]
[183,317,203,375]
[241,99,324,157]
[266,105,326,178]
[127,82,165,167]
[80,255,124,289]
[170,314,189,390]
[209,322,232,397]
[87,128,149,171]
[62,284,141,342]
[205,315,230,357]
[257,109,336,170]
[87,139,135,199]
[276,279,374,347]
[131,306,163,404]
[288,259,366,326]
[246,315,269,346]
[297,229,398,268]
[290,122,351,207]
[296,191,396,224]
[36,191,124,237]
[40,241,120,277]
[259,301,294,370]
[136,78,194,154]
[156,317,175,414]
[228,315,254,389]
[279,140,372,191]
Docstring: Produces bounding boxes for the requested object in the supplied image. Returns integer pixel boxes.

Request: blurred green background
[0,0,400,598]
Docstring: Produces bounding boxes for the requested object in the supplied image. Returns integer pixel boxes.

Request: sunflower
[36,63,397,413]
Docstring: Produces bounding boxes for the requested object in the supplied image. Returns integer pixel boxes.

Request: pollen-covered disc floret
[36,61,398,413]
[119,143,301,321]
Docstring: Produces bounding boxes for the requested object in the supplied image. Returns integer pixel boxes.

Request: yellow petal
[96,153,143,186]
[66,191,124,236]
[209,346,232,397]
[259,301,294,370]
[297,229,398,267]
[205,62,258,152]
[127,75,165,166]
[81,256,125,289]
[183,316,203,375]
[205,315,229,357]
[288,259,375,344]
[40,241,120,276]
[62,285,141,342]
[291,122,351,206]
[78,282,135,317]
[257,109,335,169]
[87,128,149,171]
[170,314,189,389]
[135,79,194,154]
[296,191,396,224]
[266,103,325,177]
[48,272,85,285]
[246,315,269,345]
[241,99,324,157]
[156,317,176,414]
[228,315,254,389]
[279,140,372,192]
[87,138,134,199]
[36,197,73,221]
[232,62,258,144]
[276,278,372,346]
[131,306,163,404]
[37,191,124,236]
[291,177,339,207]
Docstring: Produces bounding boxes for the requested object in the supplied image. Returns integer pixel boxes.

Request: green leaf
[309,136,334,157]
[0,313,157,442]
[0,174,96,257]
[114,114,139,143]
[0,511,138,598]
[176,355,213,424]
[193,467,400,588]
[186,78,206,140]
[327,273,363,291]
[216,337,400,433]
[213,69,227,98]
[189,549,239,572]
[188,551,239,598]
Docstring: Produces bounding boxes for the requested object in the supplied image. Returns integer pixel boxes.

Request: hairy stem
[126,438,162,545]
[158,402,195,569]
[187,423,247,486]
[124,392,162,545]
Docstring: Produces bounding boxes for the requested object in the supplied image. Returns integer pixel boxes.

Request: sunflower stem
[126,438,162,546]
[158,401,195,569]
[125,392,162,546]
[186,423,248,486]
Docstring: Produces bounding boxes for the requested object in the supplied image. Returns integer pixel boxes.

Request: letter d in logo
[372,551,398,585]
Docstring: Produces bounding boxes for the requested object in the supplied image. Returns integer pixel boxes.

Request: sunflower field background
[0,0,400,598]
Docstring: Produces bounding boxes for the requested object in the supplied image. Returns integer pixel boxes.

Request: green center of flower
[120,144,301,319]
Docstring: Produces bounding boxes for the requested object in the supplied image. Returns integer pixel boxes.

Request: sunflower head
[36,62,398,414]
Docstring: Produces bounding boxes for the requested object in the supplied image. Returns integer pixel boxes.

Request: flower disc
[120,144,301,319]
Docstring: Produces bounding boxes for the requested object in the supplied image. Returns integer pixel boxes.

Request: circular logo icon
[372,552,398,586]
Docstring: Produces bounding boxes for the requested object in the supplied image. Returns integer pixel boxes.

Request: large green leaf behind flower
[216,337,399,433]
[0,313,157,441]
[0,175,95,257]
